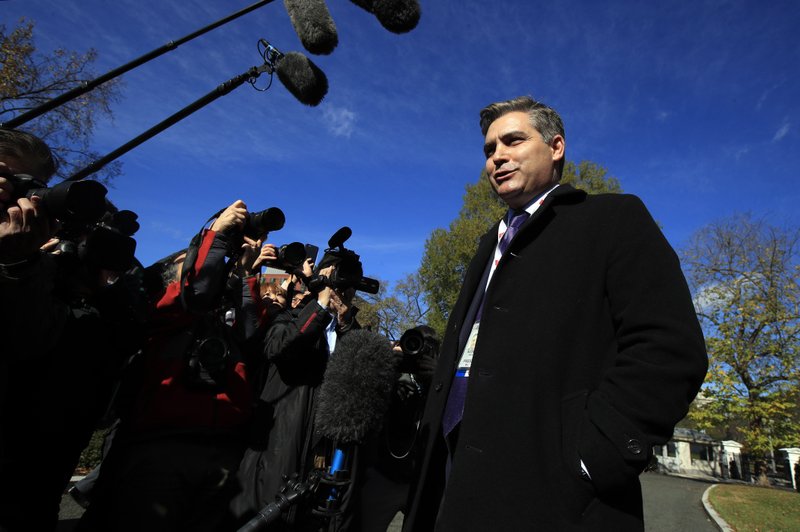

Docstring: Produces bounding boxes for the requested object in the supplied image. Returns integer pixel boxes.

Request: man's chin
[499,191,526,209]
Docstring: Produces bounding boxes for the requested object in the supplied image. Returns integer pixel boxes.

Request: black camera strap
[178,207,226,313]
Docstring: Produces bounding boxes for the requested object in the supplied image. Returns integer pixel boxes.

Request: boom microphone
[284,0,339,55]
[315,329,399,443]
[348,0,421,34]
[275,52,329,106]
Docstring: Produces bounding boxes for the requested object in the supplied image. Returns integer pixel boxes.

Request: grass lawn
[709,483,800,531]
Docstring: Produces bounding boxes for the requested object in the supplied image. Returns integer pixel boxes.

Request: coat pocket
[560,390,597,518]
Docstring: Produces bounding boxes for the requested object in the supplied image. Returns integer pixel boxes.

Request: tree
[357,272,430,341]
[682,214,800,464]
[1,19,123,183]
[419,160,623,335]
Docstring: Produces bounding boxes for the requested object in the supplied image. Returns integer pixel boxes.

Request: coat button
[434,383,443,392]
[627,439,643,455]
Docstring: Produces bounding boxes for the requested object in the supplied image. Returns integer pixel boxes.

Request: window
[666,443,677,457]
[690,443,713,462]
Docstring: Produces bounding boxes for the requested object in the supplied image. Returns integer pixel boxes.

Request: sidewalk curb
[702,484,734,532]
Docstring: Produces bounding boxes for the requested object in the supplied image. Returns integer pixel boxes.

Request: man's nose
[491,143,510,164]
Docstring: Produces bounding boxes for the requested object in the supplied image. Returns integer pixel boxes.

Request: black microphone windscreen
[328,226,352,249]
[284,0,339,55]
[275,52,329,106]
[348,0,373,10]
[373,0,421,33]
[348,0,420,34]
[315,330,399,443]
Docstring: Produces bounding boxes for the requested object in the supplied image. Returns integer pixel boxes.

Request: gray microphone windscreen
[284,0,339,55]
[275,52,329,106]
[315,329,399,443]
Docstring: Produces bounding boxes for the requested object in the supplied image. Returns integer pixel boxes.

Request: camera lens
[246,207,285,239]
[400,329,425,356]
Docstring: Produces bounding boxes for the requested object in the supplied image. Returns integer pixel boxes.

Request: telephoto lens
[244,207,285,239]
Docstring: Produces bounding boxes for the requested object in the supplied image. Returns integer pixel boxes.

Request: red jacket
[130,229,255,433]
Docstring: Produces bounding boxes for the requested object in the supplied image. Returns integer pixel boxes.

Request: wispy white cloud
[773,122,790,142]
[756,84,781,111]
[322,105,357,138]
[734,145,751,160]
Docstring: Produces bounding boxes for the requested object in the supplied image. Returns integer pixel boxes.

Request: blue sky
[3,0,799,289]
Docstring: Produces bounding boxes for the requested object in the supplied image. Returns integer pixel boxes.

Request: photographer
[356,326,439,532]
[1,129,148,532]
[0,128,63,359]
[233,256,361,531]
[77,199,277,532]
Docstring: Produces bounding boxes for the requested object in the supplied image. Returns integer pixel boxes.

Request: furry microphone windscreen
[315,329,400,444]
[284,0,339,55]
[275,52,329,106]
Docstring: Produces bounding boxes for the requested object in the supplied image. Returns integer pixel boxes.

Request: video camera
[307,227,379,294]
[1,173,108,222]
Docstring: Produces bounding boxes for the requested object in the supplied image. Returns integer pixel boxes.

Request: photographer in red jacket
[78,200,277,532]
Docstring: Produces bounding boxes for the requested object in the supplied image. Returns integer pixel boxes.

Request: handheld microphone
[274,51,329,106]
[348,0,421,34]
[315,329,399,443]
[284,0,339,55]
[313,329,397,514]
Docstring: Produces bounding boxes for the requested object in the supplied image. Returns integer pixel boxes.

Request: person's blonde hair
[260,281,288,301]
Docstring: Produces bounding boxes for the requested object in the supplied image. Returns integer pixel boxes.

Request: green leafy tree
[419,161,623,335]
[1,19,123,183]
[682,214,800,465]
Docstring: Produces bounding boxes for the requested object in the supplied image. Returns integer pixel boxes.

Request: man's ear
[550,135,565,163]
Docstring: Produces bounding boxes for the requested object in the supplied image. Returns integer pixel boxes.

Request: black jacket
[404,186,708,531]
[235,300,360,528]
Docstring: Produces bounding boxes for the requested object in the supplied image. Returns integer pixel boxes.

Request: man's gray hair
[479,96,566,179]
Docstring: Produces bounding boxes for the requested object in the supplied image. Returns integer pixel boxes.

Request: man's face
[483,111,565,209]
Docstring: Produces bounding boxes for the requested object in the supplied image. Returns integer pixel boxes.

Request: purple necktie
[498,210,529,255]
[442,210,529,438]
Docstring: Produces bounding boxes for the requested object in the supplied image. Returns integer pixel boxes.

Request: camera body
[268,242,307,272]
[3,173,108,222]
[307,227,380,294]
[54,210,139,273]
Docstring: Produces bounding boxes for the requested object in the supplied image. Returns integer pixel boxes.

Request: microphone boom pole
[66,63,272,182]
[0,0,278,130]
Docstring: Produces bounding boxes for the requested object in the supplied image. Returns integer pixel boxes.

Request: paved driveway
[641,472,718,531]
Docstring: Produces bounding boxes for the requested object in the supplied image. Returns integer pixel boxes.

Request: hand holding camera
[249,242,279,274]
[0,194,54,263]
[210,199,248,235]
[315,265,335,309]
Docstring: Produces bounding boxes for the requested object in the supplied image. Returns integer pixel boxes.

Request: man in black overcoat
[403,96,708,531]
